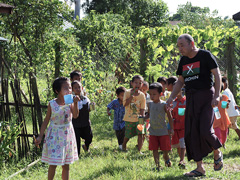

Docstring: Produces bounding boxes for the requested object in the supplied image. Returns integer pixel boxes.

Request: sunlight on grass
[1,106,240,180]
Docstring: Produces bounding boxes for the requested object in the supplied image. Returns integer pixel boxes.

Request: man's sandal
[184,170,205,177]
[214,151,223,171]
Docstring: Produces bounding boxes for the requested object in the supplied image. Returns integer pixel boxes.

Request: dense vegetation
[0,0,240,178]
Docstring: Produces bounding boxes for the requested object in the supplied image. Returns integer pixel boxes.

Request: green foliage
[0,0,83,101]
[0,121,22,166]
[73,12,140,85]
[169,2,236,29]
[83,0,169,28]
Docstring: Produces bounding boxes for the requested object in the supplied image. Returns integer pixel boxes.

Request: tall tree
[82,0,169,27]
[169,2,235,29]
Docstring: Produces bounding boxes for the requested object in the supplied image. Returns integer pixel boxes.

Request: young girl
[213,94,231,147]
[171,89,186,168]
[122,75,146,153]
[35,77,80,180]
[72,80,93,154]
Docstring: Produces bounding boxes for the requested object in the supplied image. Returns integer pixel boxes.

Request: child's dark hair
[221,84,224,92]
[157,77,167,84]
[132,75,144,83]
[222,77,228,87]
[149,82,163,94]
[142,81,149,87]
[167,76,177,85]
[116,86,126,95]
[52,77,70,94]
[70,70,82,80]
[71,80,82,89]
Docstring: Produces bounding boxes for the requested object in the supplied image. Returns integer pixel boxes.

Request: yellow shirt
[123,89,146,122]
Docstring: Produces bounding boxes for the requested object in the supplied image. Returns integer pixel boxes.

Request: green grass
[1,107,240,180]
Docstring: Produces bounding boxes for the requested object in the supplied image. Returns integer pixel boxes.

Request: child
[35,77,80,180]
[166,76,178,92]
[147,82,173,170]
[157,77,167,94]
[213,86,231,147]
[171,89,186,168]
[72,80,93,154]
[140,81,151,109]
[140,81,151,139]
[70,70,87,96]
[222,77,240,140]
[122,75,146,153]
[107,87,126,150]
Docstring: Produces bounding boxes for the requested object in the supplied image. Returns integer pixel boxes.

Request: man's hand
[211,96,220,107]
[166,97,174,111]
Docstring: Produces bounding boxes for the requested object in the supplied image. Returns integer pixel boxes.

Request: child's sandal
[165,159,171,167]
[178,162,186,169]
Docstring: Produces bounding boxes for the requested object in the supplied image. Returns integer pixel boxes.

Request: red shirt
[172,96,186,130]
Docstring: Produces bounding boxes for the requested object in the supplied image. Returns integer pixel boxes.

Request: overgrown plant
[0,121,22,166]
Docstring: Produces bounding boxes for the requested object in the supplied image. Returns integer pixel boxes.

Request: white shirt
[222,88,240,117]
[78,96,90,110]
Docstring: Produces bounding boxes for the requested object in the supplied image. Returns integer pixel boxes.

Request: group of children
[35,72,239,179]
[107,75,187,170]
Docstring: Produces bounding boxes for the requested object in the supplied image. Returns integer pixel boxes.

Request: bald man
[166,34,223,177]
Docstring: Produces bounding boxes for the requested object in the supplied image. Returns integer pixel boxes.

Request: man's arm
[166,75,184,107]
[211,67,221,107]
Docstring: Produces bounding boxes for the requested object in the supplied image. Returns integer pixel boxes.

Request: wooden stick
[7,159,41,179]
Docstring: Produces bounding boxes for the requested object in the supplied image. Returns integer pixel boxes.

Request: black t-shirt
[176,49,218,90]
[72,97,91,128]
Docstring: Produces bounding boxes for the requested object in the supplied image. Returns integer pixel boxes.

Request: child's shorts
[125,121,145,139]
[172,129,185,148]
[229,116,239,130]
[149,135,171,151]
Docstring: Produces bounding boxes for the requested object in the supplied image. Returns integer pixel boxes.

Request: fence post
[225,37,237,98]
[0,46,5,121]
[140,38,148,77]
[30,75,43,131]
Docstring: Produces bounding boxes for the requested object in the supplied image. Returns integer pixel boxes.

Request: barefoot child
[171,89,186,168]
[107,87,126,150]
[35,77,80,180]
[222,77,240,140]
[140,81,151,141]
[147,82,173,170]
[122,75,146,153]
[72,80,93,154]
[213,86,231,147]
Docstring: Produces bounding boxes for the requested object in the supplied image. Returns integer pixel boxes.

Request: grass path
[1,111,240,180]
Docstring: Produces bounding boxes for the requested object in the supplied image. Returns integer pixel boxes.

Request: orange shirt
[213,95,231,131]
[123,89,146,122]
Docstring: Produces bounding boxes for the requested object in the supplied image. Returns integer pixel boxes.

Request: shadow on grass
[83,166,127,180]
[223,149,240,159]
[143,175,191,180]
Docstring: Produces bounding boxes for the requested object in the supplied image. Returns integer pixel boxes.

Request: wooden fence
[0,46,47,161]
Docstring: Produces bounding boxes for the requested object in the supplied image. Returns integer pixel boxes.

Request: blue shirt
[107,99,125,130]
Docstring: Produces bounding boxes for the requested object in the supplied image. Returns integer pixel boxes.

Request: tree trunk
[74,0,81,20]
[139,38,148,77]
[225,37,237,98]
[54,41,61,79]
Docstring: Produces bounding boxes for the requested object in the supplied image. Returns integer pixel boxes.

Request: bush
[0,121,22,167]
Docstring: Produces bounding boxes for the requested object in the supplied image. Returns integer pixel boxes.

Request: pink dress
[41,99,79,165]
